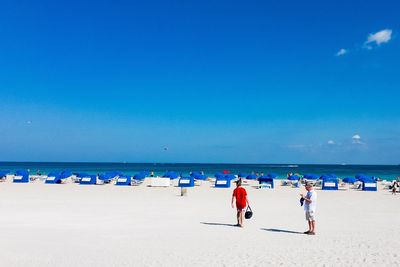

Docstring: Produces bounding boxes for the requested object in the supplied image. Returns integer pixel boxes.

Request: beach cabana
[178,176,195,187]
[214,174,232,188]
[163,171,180,179]
[79,174,97,185]
[303,174,319,180]
[115,175,132,186]
[191,172,207,180]
[362,177,377,191]
[321,176,339,190]
[45,171,62,184]
[343,177,357,184]
[238,173,249,179]
[246,174,258,180]
[258,175,274,189]
[134,171,149,181]
[98,172,120,184]
[0,170,10,181]
[13,170,29,183]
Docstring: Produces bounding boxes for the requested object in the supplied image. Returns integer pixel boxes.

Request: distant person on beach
[392,180,398,195]
[300,183,317,235]
[150,171,154,177]
[231,178,249,227]
[37,170,41,176]
[287,172,293,178]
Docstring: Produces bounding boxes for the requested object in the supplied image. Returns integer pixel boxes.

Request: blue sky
[0,0,399,164]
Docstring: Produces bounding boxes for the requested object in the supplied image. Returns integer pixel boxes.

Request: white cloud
[336,49,347,56]
[352,134,362,144]
[365,29,392,46]
[327,140,335,145]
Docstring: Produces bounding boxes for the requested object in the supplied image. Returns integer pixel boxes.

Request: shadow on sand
[201,222,238,227]
[261,228,304,235]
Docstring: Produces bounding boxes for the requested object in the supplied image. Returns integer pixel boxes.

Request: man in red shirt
[231,178,249,227]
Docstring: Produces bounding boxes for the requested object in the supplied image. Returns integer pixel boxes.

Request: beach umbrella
[288,175,299,181]
[215,172,224,178]
[304,174,318,180]
[134,172,147,180]
[225,174,236,180]
[195,174,207,180]
[267,173,278,179]
[163,171,179,179]
[60,170,72,179]
[343,177,357,183]
[238,173,249,178]
[246,174,258,180]
[0,170,10,178]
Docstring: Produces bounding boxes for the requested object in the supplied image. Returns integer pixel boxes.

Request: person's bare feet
[308,232,316,235]
[304,230,310,234]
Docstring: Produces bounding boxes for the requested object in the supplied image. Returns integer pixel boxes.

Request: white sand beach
[0,179,399,266]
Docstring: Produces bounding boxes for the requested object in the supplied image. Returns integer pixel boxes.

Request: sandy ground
[0,179,399,267]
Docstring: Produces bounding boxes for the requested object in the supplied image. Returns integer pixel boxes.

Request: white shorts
[305,211,316,221]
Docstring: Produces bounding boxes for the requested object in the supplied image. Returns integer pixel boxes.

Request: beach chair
[98,172,120,184]
[115,175,132,186]
[13,170,30,183]
[362,178,377,191]
[258,176,274,189]
[321,178,339,190]
[45,172,62,184]
[214,174,233,188]
[79,174,97,185]
[178,176,195,188]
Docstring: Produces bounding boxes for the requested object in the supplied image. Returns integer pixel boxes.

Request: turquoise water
[0,162,399,180]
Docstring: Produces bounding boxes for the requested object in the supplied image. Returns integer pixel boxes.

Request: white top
[304,190,317,212]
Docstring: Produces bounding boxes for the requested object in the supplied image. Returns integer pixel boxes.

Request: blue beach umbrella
[215,173,224,178]
[225,174,236,180]
[163,171,179,179]
[288,175,299,181]
[343,177,357,183]
[246,174,258,180]
[0,170,10,178]
[238,173,249,178]
[304,174,319,180]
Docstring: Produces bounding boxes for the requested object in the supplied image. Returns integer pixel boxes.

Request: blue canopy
[215,172,224,178]
[98,173,114,181]
[76,173,90,178]
[45,172,62,184]
[14,170,30,183]
[320,174,337,180]
[0,170,10,177]
[287,175,299,181]
[134,171,149,180]
[343,177,357,183]
[60,170,72,179]
[115,175,132,186]
[303,174,319,180]
[246,174,258,180]
[225,174,236,180]
[163,171,179,179]
[192,173,207,180]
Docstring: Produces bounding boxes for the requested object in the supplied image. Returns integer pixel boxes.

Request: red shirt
[233,187,247,209]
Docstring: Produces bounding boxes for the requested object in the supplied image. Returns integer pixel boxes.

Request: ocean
[0,162,399,180]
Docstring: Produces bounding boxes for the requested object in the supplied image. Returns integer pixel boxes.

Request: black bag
[244,206,253,219]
